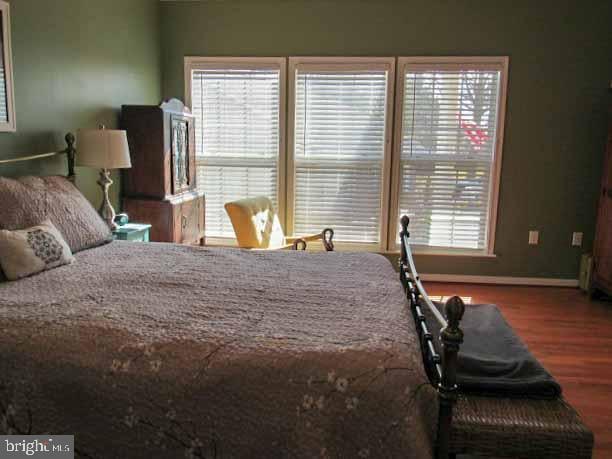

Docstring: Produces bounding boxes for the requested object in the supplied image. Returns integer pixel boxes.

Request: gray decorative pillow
[0,219,75,280]
[0,175,112,253]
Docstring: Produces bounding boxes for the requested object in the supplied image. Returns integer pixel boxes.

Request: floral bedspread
[0,242,437,458]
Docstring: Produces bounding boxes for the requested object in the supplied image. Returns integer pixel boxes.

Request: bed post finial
[436,295,465,459]
[444,296,465,332]
[65,132,76,182]
[399,215,410,266]
[400,215,410,237]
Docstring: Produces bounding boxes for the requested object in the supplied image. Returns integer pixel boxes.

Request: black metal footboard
[398,215,466,459]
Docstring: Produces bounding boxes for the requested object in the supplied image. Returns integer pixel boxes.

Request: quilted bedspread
[0,241,437,458]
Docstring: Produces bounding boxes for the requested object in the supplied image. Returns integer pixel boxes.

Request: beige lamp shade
[76,128,131,169]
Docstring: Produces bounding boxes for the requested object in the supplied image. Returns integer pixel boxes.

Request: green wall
[160,0,612,279]
[1,0,610,279]
[0,0,161,208]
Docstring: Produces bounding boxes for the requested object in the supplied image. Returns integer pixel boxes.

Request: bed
[0,240,440,458]
[0,135,594,458]
[0,136,439,458]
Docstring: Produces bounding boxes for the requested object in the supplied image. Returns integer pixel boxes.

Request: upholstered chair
[224,196,334,251]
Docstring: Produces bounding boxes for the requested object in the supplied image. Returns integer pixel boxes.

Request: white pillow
[0,219,75,280]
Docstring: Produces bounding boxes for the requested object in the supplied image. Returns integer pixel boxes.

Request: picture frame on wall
[0,0,15,132]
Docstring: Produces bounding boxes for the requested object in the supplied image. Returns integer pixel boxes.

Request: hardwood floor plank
[425,282,612,459]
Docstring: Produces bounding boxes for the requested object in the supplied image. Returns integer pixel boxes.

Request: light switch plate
[572,232,583,247]
[529,230,539,245]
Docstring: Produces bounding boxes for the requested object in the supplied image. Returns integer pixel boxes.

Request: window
[185,57,286,239]
[390,57,508,254]
[287,57,395,249]
[185,56,508,254]
[0,0,15,131]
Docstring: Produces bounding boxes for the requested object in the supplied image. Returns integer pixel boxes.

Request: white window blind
[292,67,390,243]
[0,66,7,123]
[190,66,281,238]
[398,63,503,251]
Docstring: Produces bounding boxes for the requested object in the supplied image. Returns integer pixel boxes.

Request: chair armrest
[252,243,297,251]
[251,241,307,251]
[291,238,307,251]
[285,233,321,243]
[285,228,334,251]
[321,228,334,251]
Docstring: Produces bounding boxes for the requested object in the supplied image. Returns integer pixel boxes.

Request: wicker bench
[451,395,593,458]
[398,216,594,459]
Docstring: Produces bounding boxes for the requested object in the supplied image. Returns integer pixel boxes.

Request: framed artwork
[170,115,190,194]
[0,1,15,132]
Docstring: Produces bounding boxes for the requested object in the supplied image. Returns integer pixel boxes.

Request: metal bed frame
[0,132,76,179]
[399,215,465,459]
[398,214,594,459]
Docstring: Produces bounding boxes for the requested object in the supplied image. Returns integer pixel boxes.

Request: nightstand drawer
[113,223,151,242]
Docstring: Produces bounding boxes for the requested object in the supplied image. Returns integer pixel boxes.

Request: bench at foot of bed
[450,395,593,459]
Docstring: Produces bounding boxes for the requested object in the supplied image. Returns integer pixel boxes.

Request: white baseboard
[420,273,579,287]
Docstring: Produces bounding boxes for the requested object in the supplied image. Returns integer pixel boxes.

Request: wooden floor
[425,282,612,459]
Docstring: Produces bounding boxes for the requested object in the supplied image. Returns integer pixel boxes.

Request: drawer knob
[182,215,187,229]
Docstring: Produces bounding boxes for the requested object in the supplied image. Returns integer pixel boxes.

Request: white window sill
[204,238,497,258]
[383,248,497,258]
[204,237,381,252]
[204,236,238,247]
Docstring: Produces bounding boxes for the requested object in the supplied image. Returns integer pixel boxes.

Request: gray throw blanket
[429,302,562,399]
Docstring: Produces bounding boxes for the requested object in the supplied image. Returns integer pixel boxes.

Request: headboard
[0,132,76,180]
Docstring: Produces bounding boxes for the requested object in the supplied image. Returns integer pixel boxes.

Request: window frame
[0,1,15,132]
[184,56,287,242]
[388,56,509,255]
[287,56,396,252]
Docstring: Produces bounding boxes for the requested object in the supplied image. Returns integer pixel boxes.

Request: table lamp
[76,125,131,230]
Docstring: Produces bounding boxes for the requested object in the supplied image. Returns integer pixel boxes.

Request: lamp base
[97,168,118,231]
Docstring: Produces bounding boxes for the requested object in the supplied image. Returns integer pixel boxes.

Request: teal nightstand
[112,223,151,242]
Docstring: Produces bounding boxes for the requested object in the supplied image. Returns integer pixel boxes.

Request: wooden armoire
[592,106,612,296]
[121,99,205,245]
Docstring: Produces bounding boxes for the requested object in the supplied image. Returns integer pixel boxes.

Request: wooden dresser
[592,106,612,296]
[121,99,205,245]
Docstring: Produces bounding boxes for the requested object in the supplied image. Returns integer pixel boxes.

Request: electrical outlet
[528,230,539,245]
[572,232,583,247]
